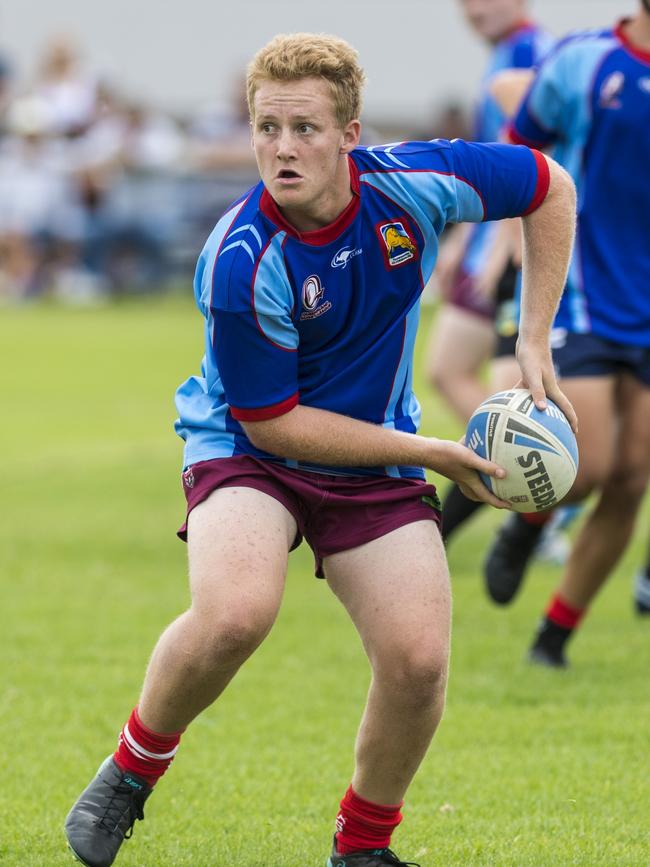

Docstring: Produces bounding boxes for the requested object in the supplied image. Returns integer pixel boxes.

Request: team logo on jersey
[331,245,363,269]
[599,71,624,109]
[300,274,331,320]
[182,467,195,489]
[376,220,418,268]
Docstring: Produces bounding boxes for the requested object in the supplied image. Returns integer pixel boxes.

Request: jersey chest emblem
[376,219,418,269]
[599,71,625,109]
[300,274,331,320]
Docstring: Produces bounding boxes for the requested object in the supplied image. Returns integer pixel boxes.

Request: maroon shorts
[448,265,495,320]
[178,456,442,578]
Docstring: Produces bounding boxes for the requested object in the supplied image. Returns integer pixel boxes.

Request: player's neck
[622,13,650,51]
[279,157,354,233]
[490,18,530,46]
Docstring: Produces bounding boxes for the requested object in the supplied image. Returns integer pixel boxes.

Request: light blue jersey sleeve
[359,140,548,228]
[511,32,615,148]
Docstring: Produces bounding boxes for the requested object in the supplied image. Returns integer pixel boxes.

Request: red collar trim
[615,18,650,64]
[501,19,535,41]
[259,156,360,245]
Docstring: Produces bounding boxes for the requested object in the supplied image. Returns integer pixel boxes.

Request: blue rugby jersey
[175,139,549,478]
[510,20,650,346]
[461,21,554,282]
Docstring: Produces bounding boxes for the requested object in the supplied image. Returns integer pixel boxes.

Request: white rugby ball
[465,388,578,513]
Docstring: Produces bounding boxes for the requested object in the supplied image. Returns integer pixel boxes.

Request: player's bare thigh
[490,353,520,393]
[608,373,650,495]
[187,486,297,620]
[427,304,496,378]
[559,376,617,499]
[323,520,451,671]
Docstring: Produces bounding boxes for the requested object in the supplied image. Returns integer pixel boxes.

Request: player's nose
[275,127,296,160]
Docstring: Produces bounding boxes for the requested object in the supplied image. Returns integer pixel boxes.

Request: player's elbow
[240,413,295,455]
[524,155,576,243]
[545,157,576,212]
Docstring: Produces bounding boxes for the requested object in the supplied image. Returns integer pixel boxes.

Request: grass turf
[0,298,648,866]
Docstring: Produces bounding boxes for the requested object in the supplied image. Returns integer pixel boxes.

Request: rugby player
[484,2,650,667]
[64,33,576,866]
[426,0,554,544]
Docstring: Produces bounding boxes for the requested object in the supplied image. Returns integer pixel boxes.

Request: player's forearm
[519,157,576,344]
[242,404,513,508]
[243,404,440,470]
[488,69,535,118]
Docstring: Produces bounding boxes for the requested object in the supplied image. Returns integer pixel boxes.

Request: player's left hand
[514,340,578,433]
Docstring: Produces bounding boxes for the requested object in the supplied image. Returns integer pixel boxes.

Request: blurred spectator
[188,75,256,171]
[0,49,13,136]
[182,75,259,246]
[74,92,186,293]
[33,35,98,136]
[0,96,88,301]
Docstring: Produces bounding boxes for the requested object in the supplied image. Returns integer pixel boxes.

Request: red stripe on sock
[521,510,553,527]
[335,785,403,854]
[113,707,184,786]
[546,594,585,630]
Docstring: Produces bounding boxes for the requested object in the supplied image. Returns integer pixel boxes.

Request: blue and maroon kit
[510,20,650,366]
[175,139,549,481]
[452,20,554,318]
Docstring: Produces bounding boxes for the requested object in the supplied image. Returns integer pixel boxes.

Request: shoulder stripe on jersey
[227,223,263,249]
[231,391,299,421]
[366,143,409,169]
[218,221,265,265]
[221,239,256,263]
[208,195,252,311]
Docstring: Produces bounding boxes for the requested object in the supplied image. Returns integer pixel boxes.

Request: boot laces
[95,780,146,838]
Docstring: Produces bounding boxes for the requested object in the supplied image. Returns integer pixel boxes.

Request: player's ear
[340,119,361,154]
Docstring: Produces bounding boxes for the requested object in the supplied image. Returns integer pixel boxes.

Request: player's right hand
[428,439,512,509]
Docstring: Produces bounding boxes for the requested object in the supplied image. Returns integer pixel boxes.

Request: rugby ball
[465,388,578,513]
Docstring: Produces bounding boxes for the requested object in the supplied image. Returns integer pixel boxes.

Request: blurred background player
[484,2,650,666]
[63,31,577,867]
[426,0,554,544]
[633,538,650,614]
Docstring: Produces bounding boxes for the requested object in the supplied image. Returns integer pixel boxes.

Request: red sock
[114,707,184,786]
[335,785,403,854]
[546,593,585,629]
[521,510,553,527]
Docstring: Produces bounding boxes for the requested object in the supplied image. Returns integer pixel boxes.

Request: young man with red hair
[64,32,576,867]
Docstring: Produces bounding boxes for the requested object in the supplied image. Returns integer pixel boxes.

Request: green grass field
[1,298,648,866]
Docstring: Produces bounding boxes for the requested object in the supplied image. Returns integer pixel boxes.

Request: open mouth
[277,170,301,180]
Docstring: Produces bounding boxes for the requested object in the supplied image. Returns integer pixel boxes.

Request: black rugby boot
[484,513,546,604]
[634,570,650,615]
[65,756,152,867]
[528,618,571,669]
[327,836,420,866]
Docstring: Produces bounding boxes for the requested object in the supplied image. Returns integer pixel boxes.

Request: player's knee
[376,642,449,704]
[429,364,454,397]
[568,465,606,501]
[605,460,650,507]
[190,606,273,667]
